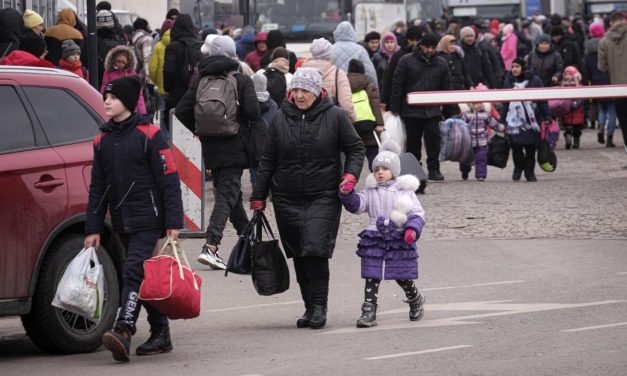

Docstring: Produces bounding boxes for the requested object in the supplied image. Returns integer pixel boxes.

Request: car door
[0,84,68,299]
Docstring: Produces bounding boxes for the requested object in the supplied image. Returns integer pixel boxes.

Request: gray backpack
[194,72,239,137]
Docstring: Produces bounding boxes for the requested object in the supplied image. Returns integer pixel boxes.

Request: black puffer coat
[390,51,452,119]
[175,55,260,170]
[251,94,365,258]
[438,50,473,90]
[86,114,184,234]
[164,14,200,106]
[526,47,564,87]
[461,41,496,88]
[380,44,413,108]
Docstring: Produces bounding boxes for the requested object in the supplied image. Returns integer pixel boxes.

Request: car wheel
[21,233,119,354]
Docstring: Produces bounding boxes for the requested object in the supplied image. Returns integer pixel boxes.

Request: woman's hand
[84,234,100,249]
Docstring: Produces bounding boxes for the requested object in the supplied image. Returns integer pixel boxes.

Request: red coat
[562,106,584,125]
[0,50,56,68]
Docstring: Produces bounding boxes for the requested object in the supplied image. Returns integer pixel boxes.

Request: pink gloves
[250,200,266,211]
[339,173,357,195]
[403,229,417,244]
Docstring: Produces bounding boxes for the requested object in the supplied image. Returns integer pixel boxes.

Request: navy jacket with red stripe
[85,113,184,235]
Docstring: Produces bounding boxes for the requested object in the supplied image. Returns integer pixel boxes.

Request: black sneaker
[136,326,173,355]
[102,326,131,362]
[428,170,444,181]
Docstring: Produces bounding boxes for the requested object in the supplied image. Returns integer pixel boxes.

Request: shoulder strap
[334,68,339,106]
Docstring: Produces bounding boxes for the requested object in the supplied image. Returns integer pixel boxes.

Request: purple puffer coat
[340,174,425,280]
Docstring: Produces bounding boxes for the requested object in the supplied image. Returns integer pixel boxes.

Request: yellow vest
[352,90,375,122]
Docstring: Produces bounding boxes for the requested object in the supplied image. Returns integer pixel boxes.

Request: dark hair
[96,1,112,11]
[364,31,381,42]
[166,8,180,20]
[270,46,289,60]
[133,18,149,32]
[348,59,365,74]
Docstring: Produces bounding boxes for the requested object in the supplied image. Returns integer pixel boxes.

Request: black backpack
[180,39,204,87]
[264,67,287,105]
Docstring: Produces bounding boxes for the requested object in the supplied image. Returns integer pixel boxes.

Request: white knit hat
[310,38,333,60]
[290,68,323,97]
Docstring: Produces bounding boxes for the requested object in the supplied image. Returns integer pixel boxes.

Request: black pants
[365,145,378,172]
[403,117,441,172]
[615,98,627,146]
[364,278,417,305]
[205,167,249,246]
[117,229,167,334]
[511,143,537,179]
[293,257,330,307]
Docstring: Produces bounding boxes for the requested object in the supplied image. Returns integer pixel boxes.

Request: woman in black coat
[250,68,365,329]
[500,58,551,182]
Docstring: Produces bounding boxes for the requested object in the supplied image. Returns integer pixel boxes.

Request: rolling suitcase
[374,132,427,194]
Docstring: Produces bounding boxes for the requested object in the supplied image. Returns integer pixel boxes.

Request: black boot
[607,135,616,148]
[598,131,605,144]
[136,326,173,355]
[573,135,580,149]
[405,292,425,321]
[428,170,444,181]
[296,307,313,328]
[102,325,132,362]
[309,305,327,329]
[512,169,522,181]
[356,302,377,328]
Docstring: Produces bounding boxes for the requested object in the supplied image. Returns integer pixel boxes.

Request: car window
[23,86,101,146]
[0,85,36,154]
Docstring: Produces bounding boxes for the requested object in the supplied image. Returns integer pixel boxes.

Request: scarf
[505,81,540,135]
[59,58,84,78]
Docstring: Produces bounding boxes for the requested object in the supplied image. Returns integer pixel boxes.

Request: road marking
[422,280,525,291]
[204,301,301,313]
[561,322,627,333]
[365,345,472,360]
[618,272,627,275]
[321,300,626,335]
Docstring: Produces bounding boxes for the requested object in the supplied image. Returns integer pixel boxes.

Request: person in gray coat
[332,21,378,89]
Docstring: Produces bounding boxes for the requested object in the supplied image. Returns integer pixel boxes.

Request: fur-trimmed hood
[362,174,421,227]
[104,45,137,72]
[365,174,420,191]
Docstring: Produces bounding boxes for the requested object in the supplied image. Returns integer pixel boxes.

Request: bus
[180,0,442,42]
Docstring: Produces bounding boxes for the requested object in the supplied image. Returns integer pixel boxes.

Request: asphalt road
[1,128,626,375]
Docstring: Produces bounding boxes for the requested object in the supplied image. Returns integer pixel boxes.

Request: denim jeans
[599,100,617,137]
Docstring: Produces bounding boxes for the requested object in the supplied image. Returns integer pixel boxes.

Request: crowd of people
[1,2,626,363]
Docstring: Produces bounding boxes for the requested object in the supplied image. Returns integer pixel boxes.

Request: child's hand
[403,229,417,244]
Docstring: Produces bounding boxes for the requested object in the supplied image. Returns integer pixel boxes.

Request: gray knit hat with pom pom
[372,140,402,178]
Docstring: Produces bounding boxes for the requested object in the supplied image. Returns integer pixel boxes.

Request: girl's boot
[598,130,605,144]
[573,128,582,149]
[356,302,378,327]
[405,292,425,321]
[564,128,573,149]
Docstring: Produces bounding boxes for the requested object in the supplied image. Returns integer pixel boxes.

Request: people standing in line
[43,8,83,66]
[100,45,147,115]
[85,76,184,362]
[244,31,268,72]
[175,36,260,270]
[347,59,384,169]
[501,58,551,182]
[58,39,88,80]
[437,34,473,90]
[339,140,425,328]
[390,33,456,181]
[459,98,505,180]
[250,68,365,330]
[380,26,422,111]
[303,38,356,122]
[598,11,627,154]
[500,24,518,70]
[149,20,174,130]
[525,34,564,87]
[459,26,496,88]
[372,32,399,87]
[332,21,379,89]
[362,31,381,59]
[560,66,585,149]
[585,22,616,147]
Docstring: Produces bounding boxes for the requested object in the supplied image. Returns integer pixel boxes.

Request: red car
[0,67,124,353]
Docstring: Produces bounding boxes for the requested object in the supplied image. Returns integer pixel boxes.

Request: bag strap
[255,212,276,241]
[334,68,339,106]
[159,237,199,290]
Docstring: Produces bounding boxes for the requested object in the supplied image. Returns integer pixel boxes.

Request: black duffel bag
[225,212,259,276]
[487,134,510,169]
[251,212,290,296]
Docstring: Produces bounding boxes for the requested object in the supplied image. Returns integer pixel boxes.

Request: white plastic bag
[382,112,406,151]
[51,247,104,321]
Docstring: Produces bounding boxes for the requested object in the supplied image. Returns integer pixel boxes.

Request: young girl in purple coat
[339,140,426,327]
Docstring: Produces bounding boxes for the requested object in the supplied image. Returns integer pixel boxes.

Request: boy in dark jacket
[85,76,184,362]
[176,36,260,270]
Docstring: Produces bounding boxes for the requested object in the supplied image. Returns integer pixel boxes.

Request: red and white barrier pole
[406,85,627,105]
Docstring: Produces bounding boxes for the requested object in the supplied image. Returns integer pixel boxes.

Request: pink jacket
[301,58,356,122]
[100,45,147,114]
[501,33,518,71]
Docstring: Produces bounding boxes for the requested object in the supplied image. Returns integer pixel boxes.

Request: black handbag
[487,134,510,169]
[225,212,259,276]
[251,212,290,296]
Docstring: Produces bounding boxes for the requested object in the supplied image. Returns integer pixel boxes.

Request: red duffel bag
[139,238,202,319]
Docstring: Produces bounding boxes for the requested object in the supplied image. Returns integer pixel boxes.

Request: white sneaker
[197,245,227,270]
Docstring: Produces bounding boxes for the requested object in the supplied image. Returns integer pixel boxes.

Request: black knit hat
[133,17,149,32]
[364,31,381,42]
[20,33,47,58]
[512,57,526,70]
[348,59,365,74]
[103,76,141,112]
[420,33,439,47]
[406,26,423,41]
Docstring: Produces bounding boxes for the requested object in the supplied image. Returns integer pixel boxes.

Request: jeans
[511,143,537,179]
[599,100,617,137]
[616,98,627,146]
[116,229,168,334]
[205,167,249,246]
[460,145,488,179]
[403,117,441,172]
